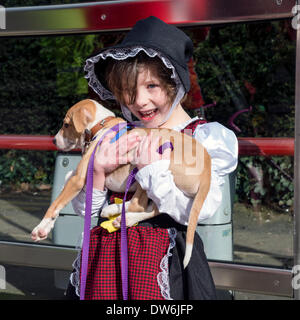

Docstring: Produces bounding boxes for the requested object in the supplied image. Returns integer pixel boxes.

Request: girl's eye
[64,123,69,128]
[147,83,158,89]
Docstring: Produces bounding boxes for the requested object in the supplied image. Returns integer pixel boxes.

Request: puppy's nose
[52,138,57,146]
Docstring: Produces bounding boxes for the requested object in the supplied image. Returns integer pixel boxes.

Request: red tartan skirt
[81,225,171,300]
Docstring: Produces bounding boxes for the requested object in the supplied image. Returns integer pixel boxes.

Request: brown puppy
[31,99,211,267]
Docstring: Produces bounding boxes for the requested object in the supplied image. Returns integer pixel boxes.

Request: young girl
[66,16,238,300]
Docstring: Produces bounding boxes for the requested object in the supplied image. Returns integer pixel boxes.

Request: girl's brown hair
[105,52,177,106]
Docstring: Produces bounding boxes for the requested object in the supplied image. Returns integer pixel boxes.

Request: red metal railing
[0,135,295,156]
[0,135,57,151]
[238,137,294,156]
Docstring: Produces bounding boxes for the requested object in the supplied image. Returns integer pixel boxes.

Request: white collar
[171,116,200,132]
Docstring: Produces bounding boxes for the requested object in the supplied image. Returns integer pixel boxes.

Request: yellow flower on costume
[100,197,138,233]
[100,197,123,233]
[100,214,121,233]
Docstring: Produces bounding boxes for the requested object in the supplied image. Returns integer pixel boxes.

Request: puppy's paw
[31,217,57,241]
[112,212,140,228]
[101,202,129,218]
[125,212,142,227]
[101,203,121,218]
[112,216,121,228]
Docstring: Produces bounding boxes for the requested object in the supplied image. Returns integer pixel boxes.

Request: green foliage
[193,22,295,210]
[0,150,56,188]
[194,22,295,136]
[236,156,294,210]
[39,35,98,97]
[0,30,101,189]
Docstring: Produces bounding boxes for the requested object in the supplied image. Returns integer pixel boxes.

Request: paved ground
[232,202,293,300]
[233,202,293,268]
[0,190,294,300]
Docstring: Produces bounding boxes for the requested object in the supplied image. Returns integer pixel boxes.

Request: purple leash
[157,141,174,154]
[80,122,126,300]
[80,125,173,300]
[120,141,173,299]
[120,167,138,300]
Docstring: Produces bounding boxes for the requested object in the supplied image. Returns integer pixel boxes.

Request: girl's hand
[94,130,141,174]
[133,132,171,170]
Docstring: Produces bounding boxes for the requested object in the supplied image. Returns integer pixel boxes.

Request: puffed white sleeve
[71,187,108,217]
[134,122,238,225]
[194,122,238,177]
[193,122,238,220]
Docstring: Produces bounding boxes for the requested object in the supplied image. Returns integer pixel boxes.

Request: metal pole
[294,1,300,300]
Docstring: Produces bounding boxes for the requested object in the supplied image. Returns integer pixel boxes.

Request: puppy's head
[53,99,96,151]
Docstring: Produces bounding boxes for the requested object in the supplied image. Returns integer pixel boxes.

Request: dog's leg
[101,184,147,218]
[31,137,102,241]
[101,185,159,227]
[101,201,130,218]
[127,185,149,213]
[113,186,159,227]
[31,216,58,241]
[112,202,160,228]
[183,169,211,269]
[31,172,86,241]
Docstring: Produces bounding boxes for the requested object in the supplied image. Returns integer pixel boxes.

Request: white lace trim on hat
[84,46,181,102]
[84,46,185,125]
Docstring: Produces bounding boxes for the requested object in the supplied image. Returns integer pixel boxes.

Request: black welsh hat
[85,16,194,101]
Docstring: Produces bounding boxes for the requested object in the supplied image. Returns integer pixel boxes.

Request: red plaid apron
[83,226,170,299]
[81,118,206,300]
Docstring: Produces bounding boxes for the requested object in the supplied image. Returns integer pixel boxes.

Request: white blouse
[71,117,238,225]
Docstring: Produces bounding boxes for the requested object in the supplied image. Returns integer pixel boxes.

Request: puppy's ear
[72,107,93,134]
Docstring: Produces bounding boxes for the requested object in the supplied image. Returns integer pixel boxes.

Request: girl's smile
[138,108,158,121]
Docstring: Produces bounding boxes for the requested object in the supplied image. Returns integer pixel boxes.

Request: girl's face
[124,68,172,128]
